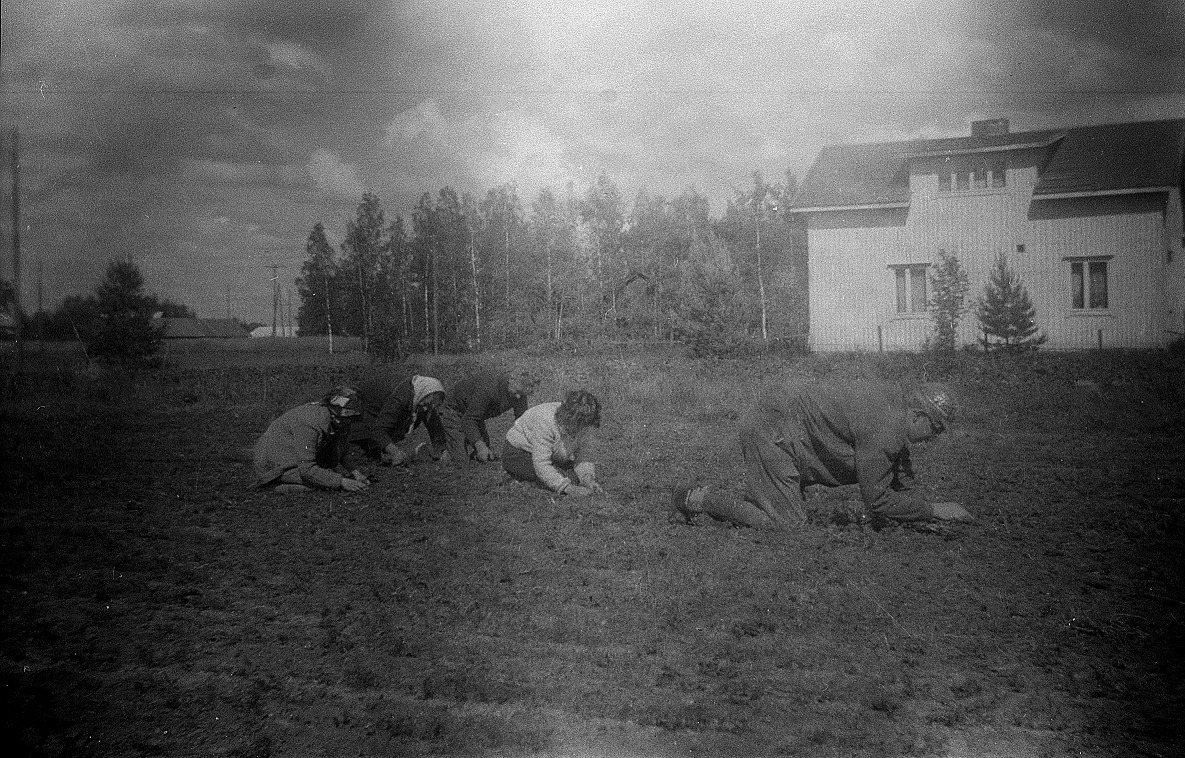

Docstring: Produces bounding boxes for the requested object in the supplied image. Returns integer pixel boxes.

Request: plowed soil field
[3,347,1183,757]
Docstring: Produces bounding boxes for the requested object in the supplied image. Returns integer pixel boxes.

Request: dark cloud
[107,0,381,45]
[1017,0,1183,58]
[965,0,1185,81]
[3,0,1182,322]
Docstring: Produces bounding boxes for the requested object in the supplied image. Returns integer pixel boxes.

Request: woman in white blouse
[502,390,604,496]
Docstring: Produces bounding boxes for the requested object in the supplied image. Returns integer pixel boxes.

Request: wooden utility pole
[265,264,283,336]
[10,128,24,366]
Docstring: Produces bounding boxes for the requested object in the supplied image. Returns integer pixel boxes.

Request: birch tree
[339,193,389,351]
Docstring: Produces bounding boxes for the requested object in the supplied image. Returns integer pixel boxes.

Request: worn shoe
[414,442,436,462]
[670,485,698,525]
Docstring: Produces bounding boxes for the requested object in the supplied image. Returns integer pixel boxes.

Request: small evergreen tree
[928,250,970,351]
[977,254,1047,352]
[88,257,164,367]
[679,262,757,357]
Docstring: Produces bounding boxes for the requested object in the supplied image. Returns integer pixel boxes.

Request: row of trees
[295,172,808,358]
[0,173,1045,365]
[0,272,195,344]
[0,258,198,366]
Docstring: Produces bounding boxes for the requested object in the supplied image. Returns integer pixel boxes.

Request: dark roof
[789,142,915,208]
[790,118,1185,209]
[157,318,249,339]
[1033,119,1185,196]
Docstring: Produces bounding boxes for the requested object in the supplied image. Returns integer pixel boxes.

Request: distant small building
[156,317,250,339]
[249,325,298,338]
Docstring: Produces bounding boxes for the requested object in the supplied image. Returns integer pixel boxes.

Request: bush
[928,250,970,352]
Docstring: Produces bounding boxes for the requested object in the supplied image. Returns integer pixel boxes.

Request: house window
[892,264,929,314]
[1070,259,1109,310]
[938,160,1006,193]
[991,160,1006,188]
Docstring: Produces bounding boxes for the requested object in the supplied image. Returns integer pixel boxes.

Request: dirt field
[2,346,1183,757]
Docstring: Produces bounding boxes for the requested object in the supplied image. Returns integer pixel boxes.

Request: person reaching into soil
[349,373,449,466]
[503,389,605,496]
[440,368,540,464]
[671,381,973,529]
[251,385,371,494]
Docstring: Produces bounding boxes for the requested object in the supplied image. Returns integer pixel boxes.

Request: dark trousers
[501,440,579,483]
[702,425,809,529]
[501,441,538,482]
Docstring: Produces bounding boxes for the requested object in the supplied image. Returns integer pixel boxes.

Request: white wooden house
[788,118,1185,351]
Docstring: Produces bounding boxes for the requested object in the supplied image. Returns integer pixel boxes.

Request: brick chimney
[971,118,1010,137]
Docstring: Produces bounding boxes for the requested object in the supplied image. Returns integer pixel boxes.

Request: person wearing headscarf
[349,373,448,465]
[251,385,371,493]
[671,381,973,529]
[503,389,604,496]
[439,368,540,463]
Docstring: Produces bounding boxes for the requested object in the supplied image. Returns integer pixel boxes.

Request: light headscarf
[411,375,445,406]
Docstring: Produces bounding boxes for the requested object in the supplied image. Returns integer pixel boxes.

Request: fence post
[1097,329,1103,350]
[877,325,883,353]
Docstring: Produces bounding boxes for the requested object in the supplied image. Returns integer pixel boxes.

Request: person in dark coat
[671,381,973,529]
[251,385,371,494]
[349,374,447,465]
[439,369,539,463]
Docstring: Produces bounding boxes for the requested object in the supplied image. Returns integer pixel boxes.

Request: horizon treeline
[297,170,808,358]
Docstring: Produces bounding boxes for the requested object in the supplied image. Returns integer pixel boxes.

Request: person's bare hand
[473,441,494,462]
[341,477,369,492]
[584,481,605,495]
[930,502,974,521]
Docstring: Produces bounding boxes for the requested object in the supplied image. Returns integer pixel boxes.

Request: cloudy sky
[1,0,1182,323]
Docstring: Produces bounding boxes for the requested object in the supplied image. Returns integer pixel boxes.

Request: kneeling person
[350,374,448,465]
[503,390,604,496]
[672,382,973,529]
[441,368,539,463]
[252,385,371,493]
